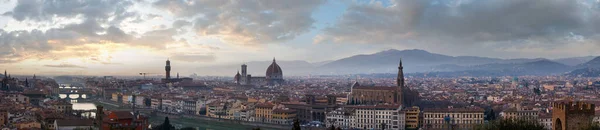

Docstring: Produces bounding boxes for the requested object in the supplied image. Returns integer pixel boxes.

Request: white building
[326,105,404,130]
[538,114,552,130]
[422,107,485,130]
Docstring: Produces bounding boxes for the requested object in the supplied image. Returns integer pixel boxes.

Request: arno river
[69,102,274,130]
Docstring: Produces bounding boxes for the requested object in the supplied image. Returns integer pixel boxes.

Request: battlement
[553,101,595,113]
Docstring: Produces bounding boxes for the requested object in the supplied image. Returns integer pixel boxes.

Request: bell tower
[165,59,171,79]
[396,58,404,105]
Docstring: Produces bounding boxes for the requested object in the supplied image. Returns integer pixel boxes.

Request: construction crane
[139,73,156,79]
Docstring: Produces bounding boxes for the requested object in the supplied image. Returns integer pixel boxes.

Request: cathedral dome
[266,58,283,79]
[234,71,241,82]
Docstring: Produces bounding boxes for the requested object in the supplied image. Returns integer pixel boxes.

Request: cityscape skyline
[3,0,600,76]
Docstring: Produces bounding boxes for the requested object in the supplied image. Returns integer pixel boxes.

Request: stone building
[422,107,485,130]
[234,58,284,86]
[347,59,405,105]
[552,101,595,130]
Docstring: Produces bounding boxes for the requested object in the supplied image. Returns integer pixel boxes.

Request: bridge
[72,108,155,118]
[59,86,94,99]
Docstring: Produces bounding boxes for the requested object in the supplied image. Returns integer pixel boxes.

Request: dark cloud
[8,0,136,25]
[44,63,86,68]
[318,0,600,52]
[153,0,325,44]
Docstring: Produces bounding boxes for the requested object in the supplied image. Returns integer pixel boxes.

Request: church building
[234,58,284,86]
[347,58,414,106]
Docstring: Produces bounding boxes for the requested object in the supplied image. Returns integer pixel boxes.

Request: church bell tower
[165,59,171,79]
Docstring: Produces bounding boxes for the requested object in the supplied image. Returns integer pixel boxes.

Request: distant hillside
[553,56,596,66]
[194,49,598,77]
[566,68,600,77]
[575,56,600,69]
[317,49,548,75]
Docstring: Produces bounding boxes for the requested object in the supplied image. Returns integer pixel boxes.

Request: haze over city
[3,0,600,76]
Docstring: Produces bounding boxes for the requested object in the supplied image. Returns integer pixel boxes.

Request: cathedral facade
[347,58,415,106]
[234,58,284,86]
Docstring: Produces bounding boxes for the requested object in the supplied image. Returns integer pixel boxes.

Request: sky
[2,0,600,76]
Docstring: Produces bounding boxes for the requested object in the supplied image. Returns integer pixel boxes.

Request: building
[326,105,405,130]
[255,103,274,123]
[206,101,226,118]
[272,108,296,125]
[6,94,29,104]
[234,58,284,86]
[422,107,485,130]
[0,111,6,126]
[103,111,149,130]
[282,95,338,123]
[538,113,553,130]
[353,105,405,130]
[326,107,353,129]
[405,106,420,129]
[183,99,198,115]
[552,101,595,130]
[161,59,193,83]
[15,121,41,129]
[347,59,404,105]
[48,100,73,114]
[54,119,95,130]
[500,108,539,121]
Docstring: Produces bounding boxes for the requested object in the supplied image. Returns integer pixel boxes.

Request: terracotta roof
[110,111,133,119]
[273,109,296,113]
[347,105,401,109]
[56,119,94,126]
[266,58,282,77]
[256,103,274,108]
[353,86,398,90]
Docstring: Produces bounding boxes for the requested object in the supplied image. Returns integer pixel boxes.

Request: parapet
[553,101,595,114]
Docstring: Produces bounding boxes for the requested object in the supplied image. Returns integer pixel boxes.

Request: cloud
[44,63,86,68]
[153,0,325,44]
[316,0,600,56]
[170,53,216,62]
[7,0,136,25]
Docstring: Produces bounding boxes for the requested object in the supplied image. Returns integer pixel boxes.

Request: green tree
[151,117,175,130]
[329,125,336,130]
[582,122,600,130]
[533,88,541,95]
[292,118,301,130]
[485,109,496,121]
[179,127,196,130]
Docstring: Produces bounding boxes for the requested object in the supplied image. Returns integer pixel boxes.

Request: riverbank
[149,114,284,130]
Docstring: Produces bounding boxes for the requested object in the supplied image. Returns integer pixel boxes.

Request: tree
[485,109,496,121]
[533,88,541,95]
[179,127,196,130]
[151,117,175,130]
[381,123,386,130]
[251,127,261,130]
[329,124,336,130]
[475,118,544,130]
[335,127,342,130]
[292,118,301,130]
[582,122,600,130]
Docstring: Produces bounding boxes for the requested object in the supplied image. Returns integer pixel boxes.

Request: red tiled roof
[353,86,398,90]
[110,111,133,119]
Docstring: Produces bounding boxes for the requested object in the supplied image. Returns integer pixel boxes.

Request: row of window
[424,113,483,118]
